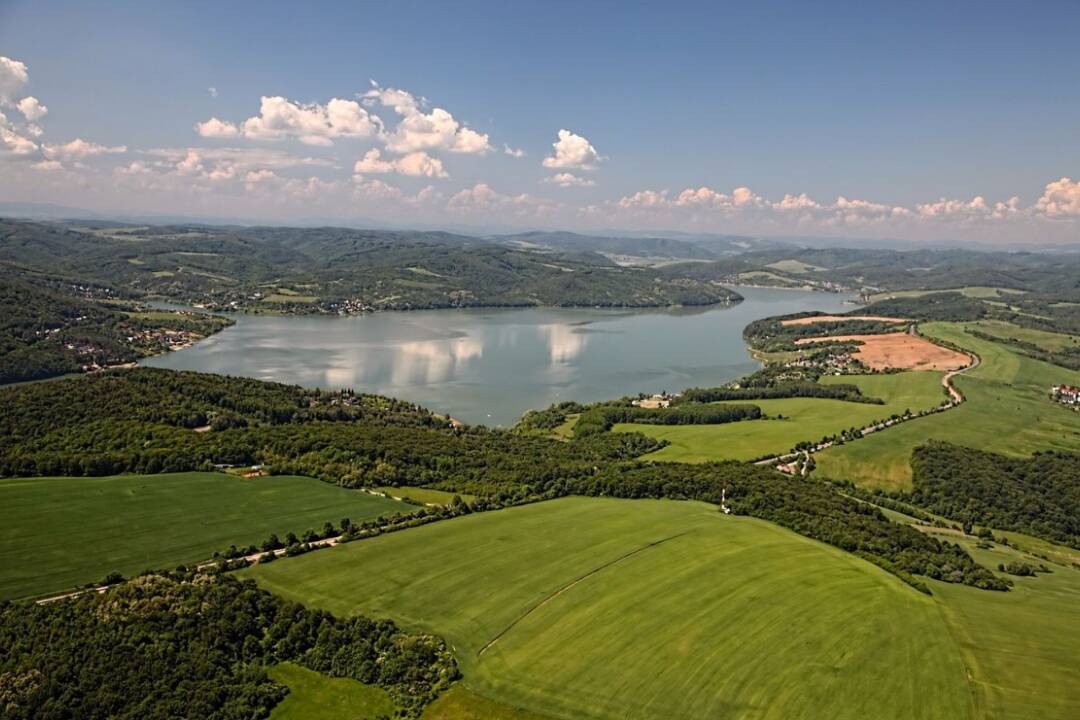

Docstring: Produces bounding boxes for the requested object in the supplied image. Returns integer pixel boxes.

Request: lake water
[143,287,857,426]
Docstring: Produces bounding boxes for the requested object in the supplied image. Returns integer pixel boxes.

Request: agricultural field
[796,332,970,371]
[866,287,1027,302]
[968,319,1080,353]
[0,472,409,600]
[815,322,1080,490]
[926,532,1080,720]
[268,663,397,720]
[246,497,973,720]
[614,371,947,463]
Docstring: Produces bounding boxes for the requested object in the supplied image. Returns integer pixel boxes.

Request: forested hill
[0,275,230,384]
[0,219,740,314]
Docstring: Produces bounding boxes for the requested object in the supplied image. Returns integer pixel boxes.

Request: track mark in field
[477,530,692,656]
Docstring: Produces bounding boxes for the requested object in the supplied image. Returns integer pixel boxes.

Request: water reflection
[144,288,859,425]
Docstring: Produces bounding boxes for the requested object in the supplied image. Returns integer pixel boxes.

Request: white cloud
[448,182,550,214]
[16,96,46,121]
[42,138,126,160]
[244,168,278,192]
[542,129,601,170]
[31,159,63,171]
[363,84,491,155]
[208,87,218,98]
[916,196,992,221]
[195,117,240,138]
[200,95,382,145]
[0,125,38,156]
[503,144,525,158]
[0,56,29,104]
[543,171,594,187]
[146,146,332,170]
[353,148,447,178]
[772,193,822,211]
[618,189,669,209]
[1034,177,1080,218]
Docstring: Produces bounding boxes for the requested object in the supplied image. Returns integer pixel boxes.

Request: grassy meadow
[267,663,397,720]
[0,472,409,599]
[613,371,946,463]
[815,322,1080,490]
[373,485,476,505]
[246,497,972,720]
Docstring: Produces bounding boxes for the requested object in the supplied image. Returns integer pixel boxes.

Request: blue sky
[0,0,1078,243]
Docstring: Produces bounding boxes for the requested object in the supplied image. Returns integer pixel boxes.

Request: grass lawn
[814,322,1080,490]
[246,497,972,720]
[0,472,409,600]
[268,663,397,720]
[613,371,946,463]
[373,486,476,505]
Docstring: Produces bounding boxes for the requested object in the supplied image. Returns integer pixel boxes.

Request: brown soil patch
[795,332,969,371]
[781,314,909,326]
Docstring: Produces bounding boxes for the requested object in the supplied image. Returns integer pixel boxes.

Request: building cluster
[1050,385,1079,406]
[632,392,677,409]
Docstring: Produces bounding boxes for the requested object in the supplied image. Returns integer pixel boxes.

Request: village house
[1051,384,1080,405]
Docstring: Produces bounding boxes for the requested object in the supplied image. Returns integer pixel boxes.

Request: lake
[143,287,857,426]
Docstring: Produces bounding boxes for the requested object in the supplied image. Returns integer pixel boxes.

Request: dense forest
[0,275,230,384]
[0,573,456,719]
[909,442,1080,549]
[0,219,740,314]
[0,368,1007,591]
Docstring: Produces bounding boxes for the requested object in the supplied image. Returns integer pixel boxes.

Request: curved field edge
[244,497,973,720]
[814,322,1080,491]
[0,471,410,600]
[612,371,948,463]
[267,662,397,720]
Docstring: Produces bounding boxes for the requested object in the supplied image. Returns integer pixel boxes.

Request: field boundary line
[477,530,692,656]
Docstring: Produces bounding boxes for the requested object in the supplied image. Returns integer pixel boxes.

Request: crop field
[866,286,1027,302]
[968,319,1080,354]
[925,531,1080,720]
[0,472,409,600]
[815,322,1080,490]
[614,371,946,463]
[795,332,970,371]
[246,497,972,720]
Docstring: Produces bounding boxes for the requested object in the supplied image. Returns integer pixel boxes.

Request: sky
[0,0,1078,244]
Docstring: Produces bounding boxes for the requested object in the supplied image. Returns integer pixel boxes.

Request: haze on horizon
[0,0,1078,246]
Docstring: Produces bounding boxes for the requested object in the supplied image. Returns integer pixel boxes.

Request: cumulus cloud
[0,125,38,156]
[42,138,127,160]
[353,148,447,178]
[1034,177,1080,218]
[503,144,525,158]
[197,95,383,146]
[543,171,594,187]
[0,56,29,104]
[195,117,240,138]
[16,96,46,121]
[448,182,550,214]
[542,129,601,170]
[146,146,332,170]
[208,87,218,98]
[31,159,63,171]
[363,84,491,155]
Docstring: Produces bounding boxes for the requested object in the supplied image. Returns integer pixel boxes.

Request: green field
[866,286,1026,302]
[613,371,946,463]
[0,472,409,599]
[246,497,972,720]
[268,663,397,720]
[968,319,1080,353]
[423,686,554,720]
[815,322,1080,490]
[924,530,1080,719]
